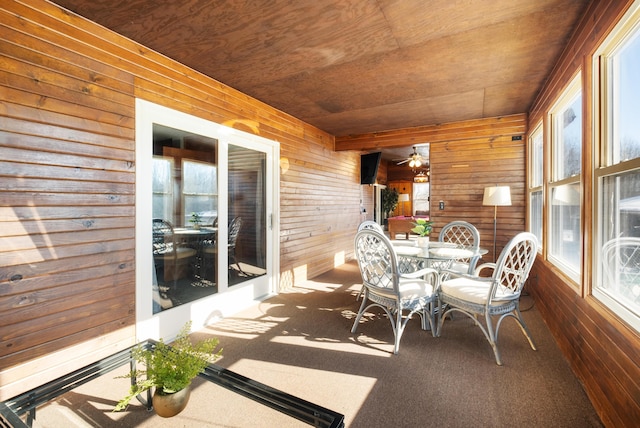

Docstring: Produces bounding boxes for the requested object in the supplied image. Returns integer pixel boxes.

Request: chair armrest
[401,267,439,279]
[439,269,493,284]
[401,268,439,288]
[473,262,496,276]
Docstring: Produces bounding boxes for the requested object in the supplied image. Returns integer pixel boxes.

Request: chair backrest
[228,217,243,247]
[439,221,481,273]
[490,232,538,300]
[602,237,640,295]
[152,218,175,255]
[358,220,384,233]
[439,221,480,249]
[354,229,400,295]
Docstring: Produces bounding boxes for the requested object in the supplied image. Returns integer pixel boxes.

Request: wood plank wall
[0,0,360,398]
[430,135,525,260]
[526,0,640,426]
[338,115,528,262]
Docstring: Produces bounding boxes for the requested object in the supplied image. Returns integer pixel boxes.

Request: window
[413,182,430,214]
[528,123,543,248]
[594,0,640,331]
[183,160,218,226]
[152,157,173,223]
[548,73,582,282]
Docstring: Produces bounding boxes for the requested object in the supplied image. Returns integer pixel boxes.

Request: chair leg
[351,293,369,333]
[485,312,502,366]
[393,308,403,354]
[230,250,246,275]
[435,299,448,337]
[422,302,436,337]
[513,307,537,351]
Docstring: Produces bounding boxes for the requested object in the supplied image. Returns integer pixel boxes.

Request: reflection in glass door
[151,124,219,313]
[228,145,267,286]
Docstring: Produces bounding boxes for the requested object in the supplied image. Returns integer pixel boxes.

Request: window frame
[528,122,544,251]
[547,72,583,285]
[592,0,640,332]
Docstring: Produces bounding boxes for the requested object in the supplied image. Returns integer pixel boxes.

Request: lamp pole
[492,204,498,262]
[483,186,512,262]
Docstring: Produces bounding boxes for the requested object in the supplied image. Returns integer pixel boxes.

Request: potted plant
[381,187,399,224]
[189,212,202,229]
[411,218,433,247]
[114,322,222,417]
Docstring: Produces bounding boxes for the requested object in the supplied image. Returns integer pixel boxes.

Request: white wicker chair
[357,220,384,233]
[355,221,389,300]
[352,229,439,354]
[437,232,538,365]
[438,220,481,274]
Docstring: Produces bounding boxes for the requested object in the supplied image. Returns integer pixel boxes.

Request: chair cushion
[175,247,197,259]
[154,247,197,260]
[398,278,434,301]
[449,261,470,274]
[440,277,515,305]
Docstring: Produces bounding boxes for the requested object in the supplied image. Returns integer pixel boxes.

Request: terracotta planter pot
[152,386,191,418]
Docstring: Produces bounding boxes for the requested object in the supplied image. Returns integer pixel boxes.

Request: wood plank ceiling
[50,0,590,156]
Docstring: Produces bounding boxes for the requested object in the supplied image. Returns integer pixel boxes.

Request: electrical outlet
[439,201,445,210]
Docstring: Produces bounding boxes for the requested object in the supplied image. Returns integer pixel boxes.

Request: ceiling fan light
[415,159,422,167]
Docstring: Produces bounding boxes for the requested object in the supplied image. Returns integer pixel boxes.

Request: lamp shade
[398,193,410,202]
[483,186,511,206]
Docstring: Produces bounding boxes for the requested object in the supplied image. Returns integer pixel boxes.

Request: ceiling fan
[395,146,427,168]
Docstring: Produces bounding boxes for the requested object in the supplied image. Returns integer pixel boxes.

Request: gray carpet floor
[197,260,602,427]
[29,261,602,427]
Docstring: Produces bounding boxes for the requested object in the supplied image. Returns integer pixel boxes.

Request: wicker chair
[438,220,481,274]
[437,232,538,365]
[355,220,418,299]
[152,219,197,288]
[204,216,244,278]
[601,237,640,307]
[357,220,384,233]
[351,229,439,354]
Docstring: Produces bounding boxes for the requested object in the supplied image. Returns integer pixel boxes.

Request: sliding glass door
[136,100,279,341]
[228,144,268,286]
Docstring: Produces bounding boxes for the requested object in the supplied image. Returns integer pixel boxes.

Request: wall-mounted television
[360,152,381,185]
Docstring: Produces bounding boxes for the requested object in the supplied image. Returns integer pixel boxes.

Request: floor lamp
[398,193,410,216]
[483,185,512,262]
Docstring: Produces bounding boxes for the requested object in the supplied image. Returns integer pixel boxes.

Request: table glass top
[392,241,483,260]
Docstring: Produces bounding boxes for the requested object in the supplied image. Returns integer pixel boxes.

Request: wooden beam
[335,114,527,152]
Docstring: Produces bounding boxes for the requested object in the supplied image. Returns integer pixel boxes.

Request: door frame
[134,99,280,341]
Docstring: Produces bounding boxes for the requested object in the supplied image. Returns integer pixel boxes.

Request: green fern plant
[114,322,222,411]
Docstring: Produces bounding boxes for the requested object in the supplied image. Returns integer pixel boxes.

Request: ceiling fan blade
[396,159,409,165]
